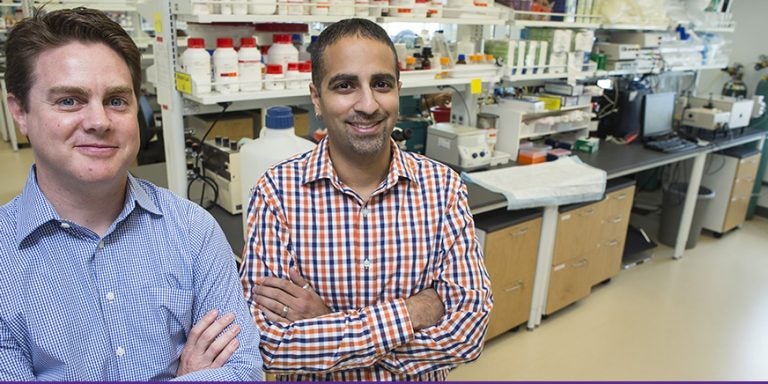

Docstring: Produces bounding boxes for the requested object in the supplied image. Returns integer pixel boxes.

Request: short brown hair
[5,7,141,112]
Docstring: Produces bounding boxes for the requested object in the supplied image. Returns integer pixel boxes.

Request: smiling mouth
[347,119,383,132]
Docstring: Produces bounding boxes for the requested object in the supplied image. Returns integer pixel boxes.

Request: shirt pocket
[149,287,194,339]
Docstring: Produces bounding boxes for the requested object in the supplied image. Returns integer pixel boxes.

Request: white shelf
[179,13,375,24]
[511,19,600,29]
[31,0,138,12]
[695,26,736,33]
[380,15,507,25]
[179,13,505,25]
[181,66,500,107]
[519,124,588,139]
[600,23,668,31]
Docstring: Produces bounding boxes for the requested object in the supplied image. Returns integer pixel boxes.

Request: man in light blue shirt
[0,7,263,380]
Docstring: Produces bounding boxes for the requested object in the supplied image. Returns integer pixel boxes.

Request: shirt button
[116,346,125,357]
[97,240,105,250]
[362,258,372,269]
[106,292,115,302]
[60,222,70,229]
[361,207,370,217]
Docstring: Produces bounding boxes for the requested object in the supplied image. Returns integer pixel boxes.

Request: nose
[353,85,379,116]
[82,102,110,132]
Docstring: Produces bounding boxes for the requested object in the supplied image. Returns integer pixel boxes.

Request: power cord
[437,84,472,126]
[187,101,231,210]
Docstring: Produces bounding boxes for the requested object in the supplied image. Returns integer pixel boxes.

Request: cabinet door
[590,238,624,286]
[545,256,591,315]
[553,203,602,265]
[723,154,760,232]
[591,185,634,285]
[484,218,542,340]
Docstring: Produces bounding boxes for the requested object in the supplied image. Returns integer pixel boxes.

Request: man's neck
[329,144,392,202]
[37,171,127,237]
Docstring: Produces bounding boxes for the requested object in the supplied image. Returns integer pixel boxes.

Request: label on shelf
[175,72,193,94]
[471,78,482,94]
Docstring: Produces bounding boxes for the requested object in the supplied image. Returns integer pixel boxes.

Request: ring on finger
[301,283,311,290]
[281,305,289,317]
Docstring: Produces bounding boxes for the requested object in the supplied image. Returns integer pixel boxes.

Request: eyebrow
[326,72,397,85]
[47,85,134,98]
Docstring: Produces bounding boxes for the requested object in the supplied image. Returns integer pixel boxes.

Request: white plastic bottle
[213,0,233,14]
[285,62,301,89]
[239,106,316,238]
[180,37,212,94]
[298,61,312,88]
[249,0,277,14]
[213,37,239,93]
[264,64,285,90]
[238,37,263,92]
[267,34,299,74]
[192,1,211,14]
[233,0,248,14]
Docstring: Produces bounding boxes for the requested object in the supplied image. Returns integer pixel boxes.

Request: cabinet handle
[573,258,589,268]
[509,227,529,237]
[504,280,524,293]
[609,216,623,224]
[579,207,597,217]
[607,239,620,247]
[614,192,628,200]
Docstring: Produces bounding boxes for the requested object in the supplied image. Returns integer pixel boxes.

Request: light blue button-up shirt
[0,167,263,380]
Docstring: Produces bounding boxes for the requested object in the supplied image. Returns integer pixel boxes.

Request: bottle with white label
[285,62,301,89]
[213,37,239,93]
[213,0,233,14]
[180,37,212,94]
[298,61,312,88]
[233,0,248,14]
[238,37,262,92]
[249,0,277,14]
[264,64,285,90]
[267,34,299,74]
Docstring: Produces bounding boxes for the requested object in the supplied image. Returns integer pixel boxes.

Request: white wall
[697,0,768,97]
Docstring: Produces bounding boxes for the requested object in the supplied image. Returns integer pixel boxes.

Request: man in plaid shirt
[240,18,493,381]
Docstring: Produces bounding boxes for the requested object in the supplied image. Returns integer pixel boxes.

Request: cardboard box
[187,112,256,142]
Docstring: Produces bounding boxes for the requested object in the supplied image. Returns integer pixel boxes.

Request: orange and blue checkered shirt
[240,138,493,381]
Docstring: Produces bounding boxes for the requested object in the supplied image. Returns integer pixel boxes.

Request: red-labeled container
[430,106,451,123]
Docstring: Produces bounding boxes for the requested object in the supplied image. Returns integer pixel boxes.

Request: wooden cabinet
[475,210,542,341]
[701,148,761,235]
[590,185,635,286]
[545,179,635,315]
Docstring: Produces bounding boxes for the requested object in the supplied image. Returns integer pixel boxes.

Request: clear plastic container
[180,37,212,94]
[238,37,263,92]
[239,105,316,238]
[213,37,239,93]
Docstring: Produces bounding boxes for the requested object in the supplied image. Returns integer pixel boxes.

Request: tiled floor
[3,141,768,380]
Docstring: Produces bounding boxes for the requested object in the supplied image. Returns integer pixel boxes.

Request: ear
[309,83,322,118]
[6,93,29,136]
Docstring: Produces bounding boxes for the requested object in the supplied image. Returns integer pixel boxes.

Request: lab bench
[465,127,765,330]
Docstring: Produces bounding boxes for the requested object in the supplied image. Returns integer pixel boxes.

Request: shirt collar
[15,166,161,245]
[302,137,418,189]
